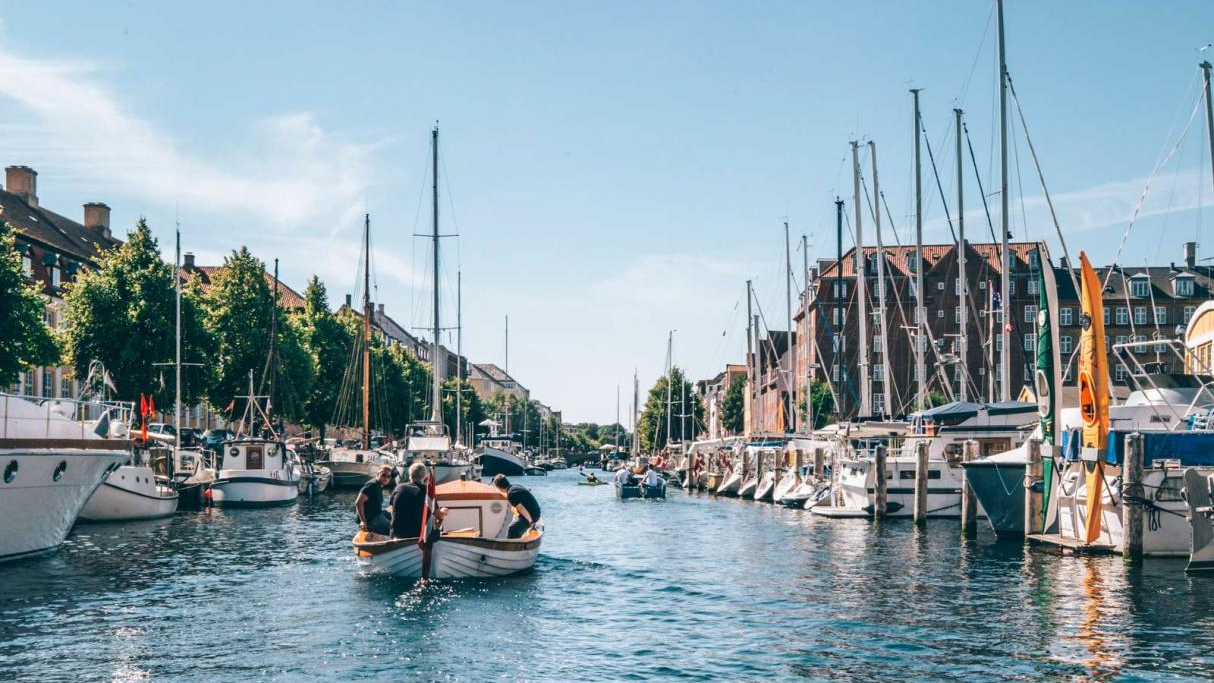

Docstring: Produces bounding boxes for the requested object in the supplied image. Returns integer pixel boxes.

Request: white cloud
[0,50,379,231]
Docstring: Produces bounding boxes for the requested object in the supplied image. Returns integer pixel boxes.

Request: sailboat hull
[474,448,526,477]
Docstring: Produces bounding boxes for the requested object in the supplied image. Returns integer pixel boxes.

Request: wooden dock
[1026,533,1117,555]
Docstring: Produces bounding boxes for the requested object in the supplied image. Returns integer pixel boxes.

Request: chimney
[344,294,352,308]
[5,166,37,207]
[378,303,385,315]
[1184,241,1198,269]
[183,252,196,270]
[83,202,111,238]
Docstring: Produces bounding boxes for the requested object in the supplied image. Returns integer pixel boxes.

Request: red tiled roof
[181,265,307,309]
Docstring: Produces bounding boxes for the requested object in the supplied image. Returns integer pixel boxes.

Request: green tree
[0,220,57,384]
[721,375,745,435]
[61,219,212,405]
[637,366,704,451]
[442,377,485,444]
[797,379,837,430]
[291,276,354,432]
[203,246,311,421]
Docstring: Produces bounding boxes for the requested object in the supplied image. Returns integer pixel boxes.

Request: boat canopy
[407,435,451,452]
[911,400,1036,426]
[1061,428,1214,467]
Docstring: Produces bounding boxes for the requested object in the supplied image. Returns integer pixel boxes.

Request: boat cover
[1061,428,1214,467]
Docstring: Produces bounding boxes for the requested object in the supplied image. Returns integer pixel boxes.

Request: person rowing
[585,472,599,484]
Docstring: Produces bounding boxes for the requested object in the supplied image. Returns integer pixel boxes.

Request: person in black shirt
[492,474,541,539]
[355,465,393,535]
[390,463,428,538]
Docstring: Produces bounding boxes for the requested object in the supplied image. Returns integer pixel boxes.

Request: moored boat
[79,456,179,522]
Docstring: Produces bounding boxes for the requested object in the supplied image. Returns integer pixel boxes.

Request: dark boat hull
[962,460,1026,538]
[475,453,526,478]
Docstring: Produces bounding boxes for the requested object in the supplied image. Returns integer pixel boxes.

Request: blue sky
[2,1,1213,422]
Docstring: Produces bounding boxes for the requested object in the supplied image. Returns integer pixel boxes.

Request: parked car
[145,422,177,444]
[179,427,204,447]
[203,428,233,452]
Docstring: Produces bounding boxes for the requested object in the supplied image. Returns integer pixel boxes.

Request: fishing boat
[353,479,542,578]
[0,394,130,561]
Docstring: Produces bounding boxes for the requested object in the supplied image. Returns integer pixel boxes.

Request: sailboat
[316,214,402,488]
[403,124,477,485]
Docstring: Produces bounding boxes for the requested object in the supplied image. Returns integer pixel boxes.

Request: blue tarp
[1060,428,1214,466]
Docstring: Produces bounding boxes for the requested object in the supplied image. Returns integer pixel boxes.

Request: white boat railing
[1,392,134,441]
[1111,339,1214,431]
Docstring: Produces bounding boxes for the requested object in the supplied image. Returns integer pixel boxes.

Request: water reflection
[1,471,1213,682]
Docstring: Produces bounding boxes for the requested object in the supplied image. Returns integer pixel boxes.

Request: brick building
[2,165,121,399]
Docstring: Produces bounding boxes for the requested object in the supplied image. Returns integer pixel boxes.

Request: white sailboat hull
[211,470,300,507]
[0,446,128,561]
[79,465,178,522]
[716,472,742,495]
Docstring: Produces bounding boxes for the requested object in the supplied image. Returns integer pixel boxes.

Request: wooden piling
[913,440,929,526]
[1023,438,1043,538]
[960,439,979,538]
[813,447,824,479]
[874,444,888,519]
[1122,431,1144,563]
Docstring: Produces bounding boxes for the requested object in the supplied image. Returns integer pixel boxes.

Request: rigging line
[963,122,1001,245]
[439,149,462,271]
[1103,84,1205,290]
[409,141,431,333]
[920,113,959,244]
[957,2,996,106]
[1006,75,1082,297]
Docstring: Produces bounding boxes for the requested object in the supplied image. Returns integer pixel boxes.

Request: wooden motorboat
[353,479,542,579]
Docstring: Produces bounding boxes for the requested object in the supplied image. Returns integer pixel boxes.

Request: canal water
[3,469,1214,682]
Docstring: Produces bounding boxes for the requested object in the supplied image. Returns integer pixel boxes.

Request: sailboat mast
[632,370,639,458]
[802,234,812,431]
[746,280,754,435]
[870,142,892,420]
[454,270,456,451]
[1202,61,1214,193]
[665,331,673,448]
[430,124,443,427]
[270,257,279,413]
[835,197,844,417]
[997,0,1011,402]
[362,213,371,450]
[615,384,620,453]
[852,141,870,418]
[912,88,926,413]
[955,108,969,402]
[785,221,795,433]
[174,226,181,461]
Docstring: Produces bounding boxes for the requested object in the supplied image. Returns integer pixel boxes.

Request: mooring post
[1024,438,1043,539]
[1123,431,1145,563]
[874,444,888,519]
[813,447,824,480]
[960,439,979,538]
[913,440,929,526]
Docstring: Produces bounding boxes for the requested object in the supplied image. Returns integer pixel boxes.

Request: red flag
[140,394,148,417]
[139,394,149,442]
[418,468,438,578]
[148,395,155,417]
[225,399,236,413]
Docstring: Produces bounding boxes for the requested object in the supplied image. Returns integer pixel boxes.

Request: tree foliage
[292,276,353,432]
[442,377,486,445]
[638,366,704,451]
[61,219,211,405]
[721,375,745,435]
[0,220,57,385]
[798,379,837,430]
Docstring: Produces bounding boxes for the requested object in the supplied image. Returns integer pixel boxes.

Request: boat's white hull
[0,446,128,561]
[356,534,542,579]
[211,471,300,507]
[773,472,800,503]
[716,472,742,495]
[79,466,178,522]
[828,457,964,518]
[1056,464,1200,556]
[754,471,777,502]
[738,476,758,499]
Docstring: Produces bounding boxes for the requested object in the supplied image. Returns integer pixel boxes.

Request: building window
[1105,335,1110,351]
[21,370,33,396]
[954,307,961,324]
[1115,307,1129,325]
[995,310,1004,324]
[1134,307,1148,325]
[907,253,918,272]
[1009,280,1016,295]
[979,281,987,290]
[832,334,844,353]
[1185,306,1196,323]
[873,335,882,352]
[954,278,961,295]
[996,336,1003,352]
[1059,307,1073,326]
[1029,250,1041,268]
[1023,365,1033,381]
[1154,307,1167,325]
[1060,336,1073,354]
[937,309,944,319]
[1063,364,1073,382]
[1115,365,1128,383]
[1115,335,1127,348]
[1104,308,1110,326]
[1024,333,1036,352]
[1028,279,1039,295]
[979,367,986,376]
[1131,277,1149,298]
[1176,278,1194,297]
[41,369,53,398]
[49,265,60,288]
[832,309,844,327]
[60,375,72,399]
[833,281,848,299]
[1134,335,1148,353]
[21,253,32,277]
[831,365,840,382]
[873,395,885,414]
[935,281,944,291]
[1025,305,1038,324]
[873,364,884,382]
[979,309,987,318]
[954,364,963,381]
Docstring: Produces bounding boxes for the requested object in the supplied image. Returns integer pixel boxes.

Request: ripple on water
[3,471,1214,682]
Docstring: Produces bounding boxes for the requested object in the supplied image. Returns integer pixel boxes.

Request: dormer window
[1174,275,1195,297]
[1130,274,1149,298]
[907,253,918,273]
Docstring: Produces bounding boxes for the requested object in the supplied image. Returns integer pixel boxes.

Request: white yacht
[405,421,477,485]
[0,394,129,561]
[813,402,1037,518]
[79,450,179,522]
